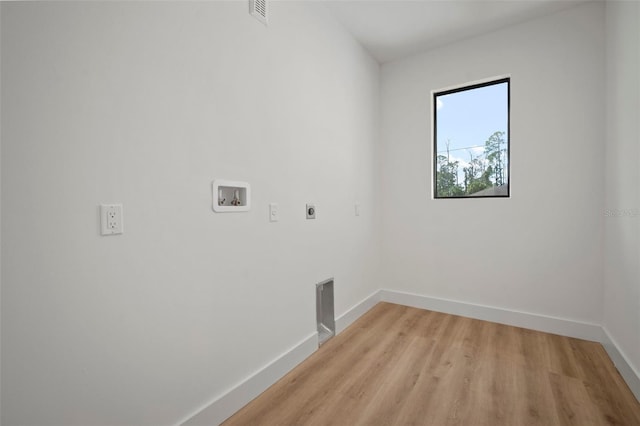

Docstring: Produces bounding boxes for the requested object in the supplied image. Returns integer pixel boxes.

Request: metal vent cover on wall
[316,278,335,346]
[250,0,268,25]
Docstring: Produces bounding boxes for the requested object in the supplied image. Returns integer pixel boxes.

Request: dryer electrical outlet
[306,204,316,219]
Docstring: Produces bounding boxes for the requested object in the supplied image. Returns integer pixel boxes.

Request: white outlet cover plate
[100,204,123,235]
[306,204,316,219]
[269,203,279,222]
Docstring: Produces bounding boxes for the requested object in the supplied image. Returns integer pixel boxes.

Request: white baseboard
[179,290,381,426]
[180,332,318,426]
[335,290,381,334]
[601,327,640,401]
[379,289,604,342]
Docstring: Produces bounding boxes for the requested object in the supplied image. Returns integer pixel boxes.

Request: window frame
[432,77,511,199]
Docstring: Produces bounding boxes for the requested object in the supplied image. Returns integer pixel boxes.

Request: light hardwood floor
[223,302,640,426]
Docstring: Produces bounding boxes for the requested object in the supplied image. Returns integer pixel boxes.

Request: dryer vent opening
[316,278,335,346]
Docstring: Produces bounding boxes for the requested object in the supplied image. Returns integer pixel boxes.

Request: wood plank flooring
[223,303,640,426]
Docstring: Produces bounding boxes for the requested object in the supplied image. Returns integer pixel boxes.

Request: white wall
[0,2,380,425]
[380,3,605,323]
[603,0,640,395]
[0,4,3,421]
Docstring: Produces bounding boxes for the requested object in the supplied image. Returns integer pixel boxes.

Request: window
[433,78,510,198]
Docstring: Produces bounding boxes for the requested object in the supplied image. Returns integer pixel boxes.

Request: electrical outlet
[100,204,123,235]
[306,204,316,220]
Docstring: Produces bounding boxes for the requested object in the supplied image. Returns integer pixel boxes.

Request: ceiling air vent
[250,0,268,25]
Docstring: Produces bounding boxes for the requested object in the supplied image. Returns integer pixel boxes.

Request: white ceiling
[324,0,590,63]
